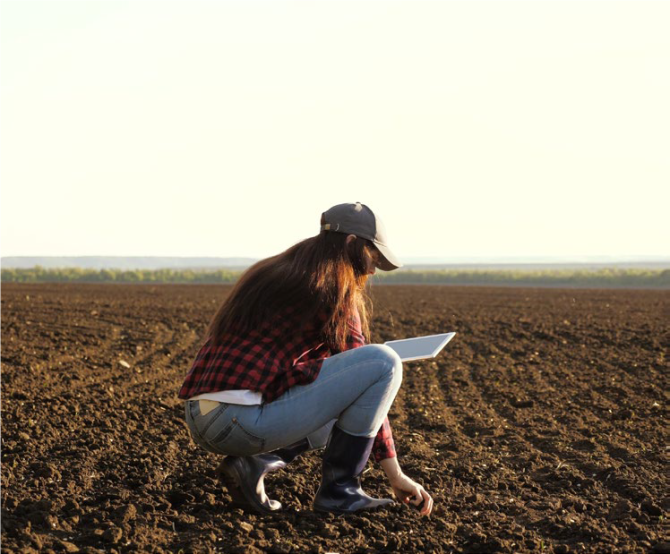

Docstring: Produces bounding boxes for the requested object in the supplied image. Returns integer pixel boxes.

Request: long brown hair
[206,230,374,351]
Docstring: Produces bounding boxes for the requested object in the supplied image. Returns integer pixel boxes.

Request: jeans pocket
[184,402,208,448]
[185,401,232,450]
[197,403,230,436]
[210,418,266,456]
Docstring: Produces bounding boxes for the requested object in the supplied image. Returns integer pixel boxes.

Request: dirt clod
[102,527,123,544]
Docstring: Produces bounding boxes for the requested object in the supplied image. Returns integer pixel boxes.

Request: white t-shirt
[187,389,262,405]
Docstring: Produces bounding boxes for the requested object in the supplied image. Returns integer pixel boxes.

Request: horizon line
[2,255,670,261]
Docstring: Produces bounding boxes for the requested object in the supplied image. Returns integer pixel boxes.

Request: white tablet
[384,332,456,362]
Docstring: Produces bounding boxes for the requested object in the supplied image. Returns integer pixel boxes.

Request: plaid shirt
[179,305,396,461]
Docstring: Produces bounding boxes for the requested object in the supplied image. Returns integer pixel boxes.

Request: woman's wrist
[379,456,403,484]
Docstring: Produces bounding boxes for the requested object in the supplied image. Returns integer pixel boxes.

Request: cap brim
[374,241,403,271]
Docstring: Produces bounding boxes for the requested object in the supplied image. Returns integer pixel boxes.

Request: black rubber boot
[313,426,395,514]
[217,438,310,514]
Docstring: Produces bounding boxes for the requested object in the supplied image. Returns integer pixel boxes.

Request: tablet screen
[384,332,456,362]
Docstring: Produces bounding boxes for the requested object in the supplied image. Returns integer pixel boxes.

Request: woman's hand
[379,457,434,516]
[389,472,433,516]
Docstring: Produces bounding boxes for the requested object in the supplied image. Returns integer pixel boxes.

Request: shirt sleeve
[372,416,396,462]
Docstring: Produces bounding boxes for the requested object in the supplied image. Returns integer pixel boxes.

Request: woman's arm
[379,457,434,517]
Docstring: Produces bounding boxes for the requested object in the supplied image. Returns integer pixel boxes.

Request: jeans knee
[365,343,403,387]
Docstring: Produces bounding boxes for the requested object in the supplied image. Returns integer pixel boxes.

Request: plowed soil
[1,284,667,554]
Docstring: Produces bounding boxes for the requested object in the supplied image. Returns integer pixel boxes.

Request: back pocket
[210,417,266,456]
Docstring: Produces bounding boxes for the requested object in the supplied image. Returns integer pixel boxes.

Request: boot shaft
[323,425,374,478]
[314,425,394,514]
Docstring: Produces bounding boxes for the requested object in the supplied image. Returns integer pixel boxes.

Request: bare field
[1,284,667,553]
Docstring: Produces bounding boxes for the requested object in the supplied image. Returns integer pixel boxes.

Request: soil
[1,283,667,554]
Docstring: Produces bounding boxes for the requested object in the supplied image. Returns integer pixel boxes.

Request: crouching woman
[178,203,433,517]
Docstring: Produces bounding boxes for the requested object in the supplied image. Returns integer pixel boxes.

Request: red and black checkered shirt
[178,305,396,462]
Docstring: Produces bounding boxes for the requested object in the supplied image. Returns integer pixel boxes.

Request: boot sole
[313,500,395,515]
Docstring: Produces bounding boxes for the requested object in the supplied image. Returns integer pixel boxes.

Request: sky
[1,1,669,261]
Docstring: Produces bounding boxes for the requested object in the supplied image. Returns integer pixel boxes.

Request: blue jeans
[184,344,403,456]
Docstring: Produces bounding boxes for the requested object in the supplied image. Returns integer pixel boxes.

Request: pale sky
[1,1,669,260]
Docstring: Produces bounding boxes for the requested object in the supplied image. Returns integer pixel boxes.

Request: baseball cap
[320,202,403,271]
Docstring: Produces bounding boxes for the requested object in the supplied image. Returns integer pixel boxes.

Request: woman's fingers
[407,485,422,505]
[393,478,434,516]
[409,486,427,510]
[419,488,433,516]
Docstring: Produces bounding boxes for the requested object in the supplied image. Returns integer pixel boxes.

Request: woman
[179,202,433,517]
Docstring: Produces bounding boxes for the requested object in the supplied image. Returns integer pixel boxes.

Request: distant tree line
[2,266,669,288]
[375,268,670,287]
[0,266,239,284]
